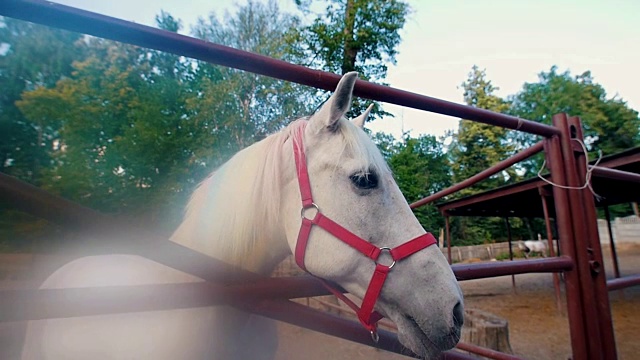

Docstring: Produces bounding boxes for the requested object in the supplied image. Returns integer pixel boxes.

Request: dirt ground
[1,246,638,360]
[274,245,640,360]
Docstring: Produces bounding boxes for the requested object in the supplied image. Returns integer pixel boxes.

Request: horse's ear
[308,72,358,133]
[352,104,374,129]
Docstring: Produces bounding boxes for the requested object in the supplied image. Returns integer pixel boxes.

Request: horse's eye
[350,172,378,189]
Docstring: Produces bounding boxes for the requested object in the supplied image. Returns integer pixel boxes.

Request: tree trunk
[341,0,358,75]
[524,217,535,240]
[461,308,513,354]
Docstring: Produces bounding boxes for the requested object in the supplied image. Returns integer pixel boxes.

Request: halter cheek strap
[292,123,437,340]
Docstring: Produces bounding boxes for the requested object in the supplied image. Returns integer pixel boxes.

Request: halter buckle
[300,203,319,220]
[375,247,396,269]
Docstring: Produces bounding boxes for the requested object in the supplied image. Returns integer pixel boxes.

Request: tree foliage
[445,65,640,244]
[1,1,413,251]
[372,133,451,233]
[0,17,83,184]
[12,3,314,232]
[509,66,640,175]
[448,66,515,196]
[508,66,640,218]
[2,2,639,251]
[191,0,314,151]
[294,0,410,119]
[17,36,188,217]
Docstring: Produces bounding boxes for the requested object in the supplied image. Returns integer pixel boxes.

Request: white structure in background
[598,215,640,245]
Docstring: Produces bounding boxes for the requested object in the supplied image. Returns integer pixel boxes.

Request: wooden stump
[461,308,513,354]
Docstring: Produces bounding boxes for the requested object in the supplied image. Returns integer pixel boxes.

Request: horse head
[280,72,464,358]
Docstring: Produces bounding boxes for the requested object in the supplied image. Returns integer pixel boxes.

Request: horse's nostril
[452,301,464,328]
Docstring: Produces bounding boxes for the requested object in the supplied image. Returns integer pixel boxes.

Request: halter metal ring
[376,247,396,269]
[370,330,380,343]
[300,203,320,220]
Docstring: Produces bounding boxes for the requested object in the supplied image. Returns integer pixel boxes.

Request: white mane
[170,117,390,272]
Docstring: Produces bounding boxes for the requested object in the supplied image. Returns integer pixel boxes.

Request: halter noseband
[292,123,437,341]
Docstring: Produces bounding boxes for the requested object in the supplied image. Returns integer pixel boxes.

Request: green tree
[370,131,396,160]
[191,0,314,153]
[294,0,410,119]
[0,17,83,184]
[0,18,86,252]
[16,15,194,226]
[449,66,514,196]
[390,134,451,233]
[18,40,152,212]
[16,4,315,232]
[372,132,451,233]
[509,66,640,165]
[446,66,521,245]
[509,66,640,218]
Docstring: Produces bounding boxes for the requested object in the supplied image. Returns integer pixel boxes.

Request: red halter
[292,123,437,341]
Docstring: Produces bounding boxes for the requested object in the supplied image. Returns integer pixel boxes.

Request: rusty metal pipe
[242,299,477,360]
[0,255,574,323]
[445,216,452,264]
[411,142,544,208]
[544,136,589,359]
[452,256,573,280]
[309,303,521,360]
[540,190,563,314]
[603,206,621,279]
[0,276,339,322]
[505,217,517,292]
[568,116,617,360]
[554,114,606,359]
[456,342,524,360]
[0,172,268,284]
[607,274,640,291]
[589,165,640,183]
[1,285,474,359]
[0,0,560,137]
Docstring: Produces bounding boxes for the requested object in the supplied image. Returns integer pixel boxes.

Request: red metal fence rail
[0,0,559,137]
[410,141,545,208]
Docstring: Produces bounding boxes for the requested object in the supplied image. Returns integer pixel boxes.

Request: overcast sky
[51,0,640,139]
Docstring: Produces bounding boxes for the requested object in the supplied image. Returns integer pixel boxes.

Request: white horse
[21,72,464,360]
[518,235,548,258]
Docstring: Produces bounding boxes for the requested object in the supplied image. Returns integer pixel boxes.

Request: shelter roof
[436,147,640,218]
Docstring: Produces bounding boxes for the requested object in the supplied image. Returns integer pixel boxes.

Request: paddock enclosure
[1,1,640,359]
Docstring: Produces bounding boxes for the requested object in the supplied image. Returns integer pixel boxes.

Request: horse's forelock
[336,119,390,176]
